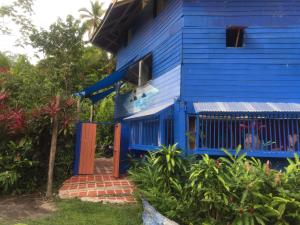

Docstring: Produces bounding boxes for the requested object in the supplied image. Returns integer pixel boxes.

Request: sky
[0,0,111,62]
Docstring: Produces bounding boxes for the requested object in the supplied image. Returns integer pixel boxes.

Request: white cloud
[0,0,111,62]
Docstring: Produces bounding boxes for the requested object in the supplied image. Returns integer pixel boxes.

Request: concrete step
[80,196,136,204]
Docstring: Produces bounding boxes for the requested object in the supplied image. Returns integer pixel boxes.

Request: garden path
[58,158,136,204]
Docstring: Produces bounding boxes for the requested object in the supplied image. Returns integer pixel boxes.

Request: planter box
[142,199,179,225]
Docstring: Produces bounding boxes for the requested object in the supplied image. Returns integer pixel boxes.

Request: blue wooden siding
[116,0,183,76]
[181,0,300,103]
[115,0,184,119]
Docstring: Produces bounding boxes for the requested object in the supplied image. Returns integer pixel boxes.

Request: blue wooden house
[78,0,300,160]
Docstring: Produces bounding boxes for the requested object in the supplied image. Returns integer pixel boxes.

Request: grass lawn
[4,199,142,225]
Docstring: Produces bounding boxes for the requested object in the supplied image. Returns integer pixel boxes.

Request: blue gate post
[120,122,130,174]
[174,99,187,155]
[73,122,82,176]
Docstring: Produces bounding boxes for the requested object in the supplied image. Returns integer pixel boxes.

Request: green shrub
[129,145,300,225]
[0,93,76,194]
[0,138,37,193]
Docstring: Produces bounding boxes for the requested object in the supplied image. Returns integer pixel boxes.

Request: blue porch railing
[187,113,300,158]
[129,116,174,151]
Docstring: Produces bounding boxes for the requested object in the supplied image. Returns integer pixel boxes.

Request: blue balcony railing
[187,113,300,158]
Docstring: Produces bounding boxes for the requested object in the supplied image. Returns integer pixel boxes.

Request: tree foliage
[79,0,105,38]
[0,0,34,46]
[30,16,86,96]
[0,12,115,194]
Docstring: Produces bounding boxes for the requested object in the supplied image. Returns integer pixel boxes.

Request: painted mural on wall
[115,65,181,119]
[132,85,159,112]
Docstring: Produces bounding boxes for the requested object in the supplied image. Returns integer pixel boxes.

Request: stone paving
[59,158,136,204]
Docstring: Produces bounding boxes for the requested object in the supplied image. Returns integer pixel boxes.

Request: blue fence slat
[273,118,277,150]
[269,118,272,151]
[283,118,286,150]
[287,117,291,150]
[279,119,282,150]
[264,119,272,150]
[234,115,237,148]
[296,116,299,151]
[195,116,200,149]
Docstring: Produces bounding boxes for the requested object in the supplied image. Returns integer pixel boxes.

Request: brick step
[60,181,134,191]
[65,175,128,183]
[59,186,134,198]
[64,179,133,185]
[59,188,134,197]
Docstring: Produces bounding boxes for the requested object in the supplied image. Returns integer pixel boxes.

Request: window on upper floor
[125,54,153,87]
[226,26,245,48]
[153,0,167,18]
[142,0,150,9]
[123,28,132,47]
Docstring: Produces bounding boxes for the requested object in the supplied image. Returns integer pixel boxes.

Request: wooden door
[113,123,121,178]
[78,123,97,175]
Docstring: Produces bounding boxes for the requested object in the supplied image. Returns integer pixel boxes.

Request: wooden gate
[113,123,121,178]
[74,123,97,175]
[74,122,122,177]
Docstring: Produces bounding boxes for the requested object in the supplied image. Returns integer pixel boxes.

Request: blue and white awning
[193,102,300,113]
[75,59,135,103]
[124,102,173,120]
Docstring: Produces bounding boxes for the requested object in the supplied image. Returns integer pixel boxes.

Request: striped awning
[193,102,300,113]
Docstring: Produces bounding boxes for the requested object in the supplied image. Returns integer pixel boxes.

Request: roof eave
[90,0,141,54]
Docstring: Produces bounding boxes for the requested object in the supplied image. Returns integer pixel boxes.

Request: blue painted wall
[115,0,184,119]
[181,0,300,103]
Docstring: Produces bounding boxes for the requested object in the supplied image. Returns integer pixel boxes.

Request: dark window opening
[139,54,152,86]
[125,54,152,87]
[153,0,166,18]
[123,29,132,47]
[164,118,174,146]
[226,26,245,47]
[142,0,148,9]
[188,116,197,150]
[125,63,139,85]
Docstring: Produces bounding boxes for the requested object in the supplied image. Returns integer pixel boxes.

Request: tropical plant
[79,0,105,37]
[129,145,300,225]
[0,138,36,193]
[0,12,115,195]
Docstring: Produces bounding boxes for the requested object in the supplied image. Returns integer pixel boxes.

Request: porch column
[120,121,130,174]
[174,99,187,155]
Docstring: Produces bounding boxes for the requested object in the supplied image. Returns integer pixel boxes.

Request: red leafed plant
[0,91,9,124]
[0,91,26,135]
[0,91,9,102]
[6,109,25,134]
[43,97,61,118]
[64,97,76,107]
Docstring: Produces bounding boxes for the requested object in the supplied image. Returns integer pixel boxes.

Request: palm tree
[79,1,105,38]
